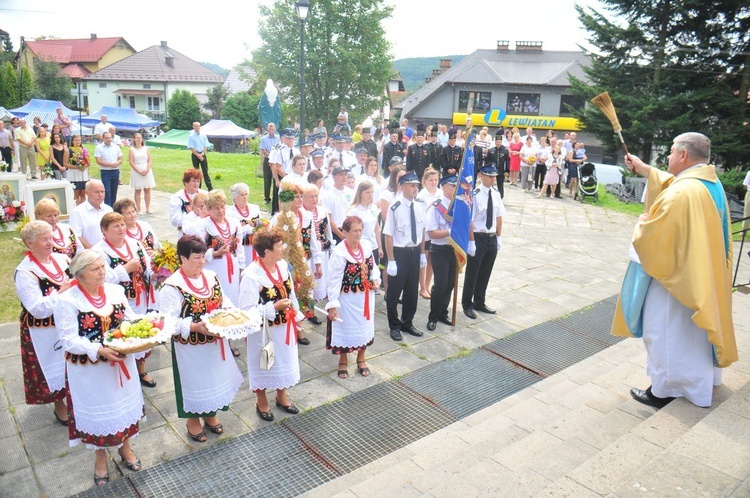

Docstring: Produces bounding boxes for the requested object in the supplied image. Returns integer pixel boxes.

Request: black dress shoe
[275,398,300,414]
[630,386,675,409]
[401,325,423,337]
[474,304,496,314]
[297,337,311,346]
[426,321,437,331]
[139,372,157,388]
[390,328,402,341]
[256,404,275,422]
[438,316,453,326]
[308,315,322,325]
[463,307,477,319]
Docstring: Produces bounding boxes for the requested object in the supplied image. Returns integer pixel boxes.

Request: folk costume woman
[325,216,380,378]
[35,198,79,259]
[239,227,304,422]
[15,221,74,426]
[226,182,262,265]
[55,250,144,486]
[168,169,207,238]
[93,213,155,387]
[159,236,243,443]
[302,183,332,303]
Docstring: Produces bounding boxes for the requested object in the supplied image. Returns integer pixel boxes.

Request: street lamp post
[296,0,310,144]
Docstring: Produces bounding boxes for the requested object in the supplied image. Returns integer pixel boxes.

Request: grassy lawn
[594,189,644,217]
[0,231,28,323]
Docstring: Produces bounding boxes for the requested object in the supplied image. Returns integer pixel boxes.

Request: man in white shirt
[94,115,110,144]
[94,132,123,207]
[320,165,353,243]
[68,180,113,248]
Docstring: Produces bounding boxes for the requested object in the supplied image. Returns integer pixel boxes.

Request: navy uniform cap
[280,128,295,137]
[398,171,420,185]
[439,174,458,187]
[355,147,368,155]
[389,155,404,166]
[479,164,499,176]
[311,149,324,157]
[314,133,325,141]
[332,165,349,175]
[335,135,348,142]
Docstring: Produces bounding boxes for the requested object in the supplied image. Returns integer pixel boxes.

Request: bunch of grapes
[108,316,164,340]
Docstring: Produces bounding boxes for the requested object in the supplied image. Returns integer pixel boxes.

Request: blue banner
[447,130,475,270]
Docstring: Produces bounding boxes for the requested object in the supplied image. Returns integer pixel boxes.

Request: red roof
[60,63,91,78]
[25,37,132,64]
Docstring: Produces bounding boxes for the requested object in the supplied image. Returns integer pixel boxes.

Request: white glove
[420,254,427,268]
[496,236,503,250]
[467,241,476,257]
[387,261,398,276]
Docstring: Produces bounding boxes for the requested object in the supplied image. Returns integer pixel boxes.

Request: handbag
[259,314,275,370]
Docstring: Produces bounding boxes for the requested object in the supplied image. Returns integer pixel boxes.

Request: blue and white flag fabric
[447,129,475,270]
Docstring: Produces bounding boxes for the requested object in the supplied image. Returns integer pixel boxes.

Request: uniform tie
[485,189,493,230]
[410,201,417,244]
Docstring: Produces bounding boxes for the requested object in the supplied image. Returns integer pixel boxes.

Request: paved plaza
[0,183,748,497]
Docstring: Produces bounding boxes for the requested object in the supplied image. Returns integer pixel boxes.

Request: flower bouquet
[69,147,90,169]
[41,162,55,180]
[527,155,536,165]
[202,307,262,339]
[150,241,180,290]
[1,200,26,230]
[104,313,173,354]
[0,160,9,173]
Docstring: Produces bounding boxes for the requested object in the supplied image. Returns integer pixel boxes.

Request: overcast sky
[3,0,608,69]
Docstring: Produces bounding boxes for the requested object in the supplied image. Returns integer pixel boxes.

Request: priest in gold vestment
[612,132,737,408]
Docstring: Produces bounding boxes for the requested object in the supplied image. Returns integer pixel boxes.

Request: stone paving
[0,183,747,497]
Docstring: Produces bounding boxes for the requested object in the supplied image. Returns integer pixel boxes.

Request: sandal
[357,361,370,377]
[186,422,207,443]
[53,409,69,426]
[231,346,241,357]
[205,421,224,435]
[338,358,348,379]
[118,449,142,472]
[93,473,109,486]
[419,291,431,300]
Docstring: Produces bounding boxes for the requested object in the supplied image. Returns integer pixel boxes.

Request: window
[458,91,491,112]
[143,84,151,89]
[98,83,107,88]
[129,96,136,109]
[147,97,160,111]
[559,95,585,116]
[507,93,540,115]
[116,95,121,107]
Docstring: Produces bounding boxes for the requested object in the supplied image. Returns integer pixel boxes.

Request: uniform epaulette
[414,197,425,203]
[390,201,401,211]
[491,185,499,191]
[473,187,480,195]
[431,199,441,207]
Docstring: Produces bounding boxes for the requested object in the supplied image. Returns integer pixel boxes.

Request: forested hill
[393,55,466,93]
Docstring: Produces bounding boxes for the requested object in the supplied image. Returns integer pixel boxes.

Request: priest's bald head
[668,132,710,175]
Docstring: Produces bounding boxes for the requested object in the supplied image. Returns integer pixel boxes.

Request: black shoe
[474,304,496,315]
[463,307,477,319]
[256,404,275,422]
[630,386,675,409]
[297,337,311,346]
[401,325,423,337]
[438,316,453,326]
[554,195,562,199]
[427,321,437,331]
[308,315,322,325]
[275,398,300,414]
[390,328,402,341]
[139,372,157,388]
[93,473,109,486]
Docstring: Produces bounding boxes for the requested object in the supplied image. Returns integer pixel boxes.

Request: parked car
[588,163,625,185]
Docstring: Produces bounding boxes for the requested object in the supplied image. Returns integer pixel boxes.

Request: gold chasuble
[612,165,738,368]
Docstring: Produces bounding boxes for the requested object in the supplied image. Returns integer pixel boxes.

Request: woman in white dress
[159,235,243,443]
[348,181,383,273]
[417,168,440,300]
[326,216,380,378]
[168,169,207,238]
[239,227,303,422]
[93,213,155,388]
[55,250,144,486]
[15,221,73,426]
[355,156,382,205]
[225,183,261,265]
[35,198,79,259]
[66,135,91,205]
[128,133,156,213]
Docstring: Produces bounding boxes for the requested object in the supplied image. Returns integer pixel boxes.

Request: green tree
[0,35,14,66]
[167,89,203,130]
[31,58,74,105]
[222,92,261,130]
[19,67,33,104]
[570,1,750,167]
[204,83,231,118]
[249,0,392,131]
[0,62,20,108]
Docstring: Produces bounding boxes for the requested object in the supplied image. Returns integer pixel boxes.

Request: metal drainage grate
[399,348,542,419]
[557,298,623,346]
[282,381,455,475]
[483,321,607,377]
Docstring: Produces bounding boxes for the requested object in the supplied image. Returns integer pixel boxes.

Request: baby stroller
[576,162,598,202]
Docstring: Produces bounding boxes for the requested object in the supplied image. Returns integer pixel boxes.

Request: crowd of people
[13,117,586,489]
